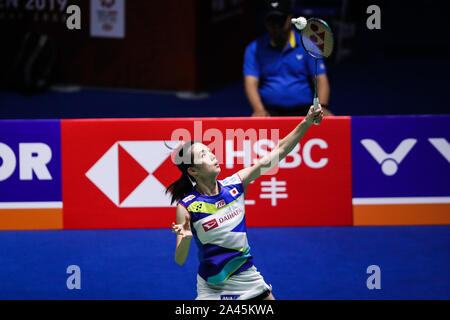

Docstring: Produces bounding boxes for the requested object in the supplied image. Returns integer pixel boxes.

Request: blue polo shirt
[244,28,326,108]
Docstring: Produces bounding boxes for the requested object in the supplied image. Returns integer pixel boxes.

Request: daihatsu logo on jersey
[202,219,218,232]
[218,207,243,224]
[85,141,181,208]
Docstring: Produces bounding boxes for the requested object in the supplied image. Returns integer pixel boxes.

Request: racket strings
[301,19,334,59]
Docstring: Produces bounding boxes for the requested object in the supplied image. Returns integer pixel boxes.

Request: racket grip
[313,97,320,125]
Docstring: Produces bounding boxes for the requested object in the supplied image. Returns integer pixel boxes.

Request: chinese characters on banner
[244,178,288,207]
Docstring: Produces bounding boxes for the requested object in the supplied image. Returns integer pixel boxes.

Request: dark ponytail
[165,141,198,204]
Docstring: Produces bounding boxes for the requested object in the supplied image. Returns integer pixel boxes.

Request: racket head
[300,18,334,59]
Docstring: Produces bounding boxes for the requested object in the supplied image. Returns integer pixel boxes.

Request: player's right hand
[305,105,324,125]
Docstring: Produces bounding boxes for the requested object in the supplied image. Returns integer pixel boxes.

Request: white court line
[353,197,450,205]
[0,202,63,209]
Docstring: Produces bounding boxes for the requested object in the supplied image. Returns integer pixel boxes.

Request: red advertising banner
[61,117,352,229]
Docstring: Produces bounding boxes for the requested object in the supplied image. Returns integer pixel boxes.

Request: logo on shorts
[215,199,226,209]
[220,295,240,300]
[202,219,218,232]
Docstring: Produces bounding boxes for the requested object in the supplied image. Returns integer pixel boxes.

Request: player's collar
[269,29,297,50]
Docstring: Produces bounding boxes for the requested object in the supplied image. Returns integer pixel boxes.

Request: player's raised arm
[238,105,323,189]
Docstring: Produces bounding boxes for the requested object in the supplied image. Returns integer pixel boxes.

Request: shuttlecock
[291,17,307,30]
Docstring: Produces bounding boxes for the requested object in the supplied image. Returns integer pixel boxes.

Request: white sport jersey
[178,173,253,284]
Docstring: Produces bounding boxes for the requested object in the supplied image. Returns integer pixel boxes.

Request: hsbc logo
[85,140,181,208]
[202,219,218,232]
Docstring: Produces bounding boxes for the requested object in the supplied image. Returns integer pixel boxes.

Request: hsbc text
[170,121,328,172]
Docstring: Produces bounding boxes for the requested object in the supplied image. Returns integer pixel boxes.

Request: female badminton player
[168,105,323,300]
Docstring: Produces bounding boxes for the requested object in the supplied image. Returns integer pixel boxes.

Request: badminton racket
[294,18,334,125]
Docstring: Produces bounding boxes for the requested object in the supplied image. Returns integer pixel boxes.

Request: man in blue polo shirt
[244,0,332,117]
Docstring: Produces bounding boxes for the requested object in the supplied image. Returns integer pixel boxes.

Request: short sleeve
[243,41,260,78]
[178,193,196,210]
[220,173,244,194]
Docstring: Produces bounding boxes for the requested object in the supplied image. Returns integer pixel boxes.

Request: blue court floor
[0,226,449,300]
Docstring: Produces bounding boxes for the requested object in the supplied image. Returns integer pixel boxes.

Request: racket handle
[313,97,320,125]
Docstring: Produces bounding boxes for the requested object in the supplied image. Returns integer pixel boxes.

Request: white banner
[90,0,125,38]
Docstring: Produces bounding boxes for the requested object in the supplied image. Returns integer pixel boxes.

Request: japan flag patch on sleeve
[229,188,239,197]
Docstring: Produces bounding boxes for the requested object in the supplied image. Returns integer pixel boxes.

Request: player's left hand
[305,104,324,125]
[171,214,192,239]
